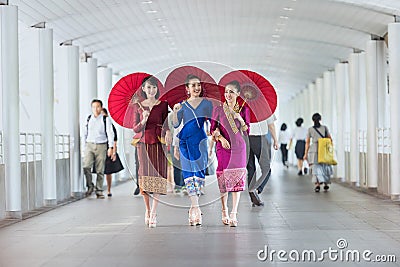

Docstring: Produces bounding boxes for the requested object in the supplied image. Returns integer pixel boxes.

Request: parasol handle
[238,98,247,113]
[131,94,145,111]
[137,102,145,112]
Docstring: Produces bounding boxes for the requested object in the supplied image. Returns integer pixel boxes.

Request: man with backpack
[83,99,115,199]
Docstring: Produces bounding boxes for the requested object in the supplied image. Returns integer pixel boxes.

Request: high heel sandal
[195,208,202,226]
[145,210,150,226]
[188,208,196,226]
[229,212,238,227]
[149,213,157,228]
[314,184,320,192]
[323,183,329,191]
[221,209,230,225]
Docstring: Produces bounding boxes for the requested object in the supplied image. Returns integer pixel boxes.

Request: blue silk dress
[175,99,213,196]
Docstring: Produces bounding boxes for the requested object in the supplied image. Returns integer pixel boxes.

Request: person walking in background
[172,74,213,226]
[210,80,250,227]
[278,123,290,168]
[247,114,278,206]
[304,113,333,192]
[83,99,115,199]
[133,149,140,195]
[100,108,124,197]
[171,121,185,194]
[132,76,172,228]
[289,118,308,175]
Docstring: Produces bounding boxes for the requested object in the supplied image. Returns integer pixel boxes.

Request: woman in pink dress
[210,80,250,227]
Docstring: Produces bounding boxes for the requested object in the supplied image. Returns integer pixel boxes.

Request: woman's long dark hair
[312,113,321,127]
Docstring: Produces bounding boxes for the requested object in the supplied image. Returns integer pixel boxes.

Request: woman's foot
[314,185,320,192]
[107,192,112,197]
[145,210,150,226]
[221,209,230,225]
[323,184,330,191]
[195,208,202,226]
[298,170,303,176]
[149,213,157,228]
[230,212,238,227]
[188,208,195,226]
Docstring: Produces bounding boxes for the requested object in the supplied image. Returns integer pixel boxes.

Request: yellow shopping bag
[317,138,337,165]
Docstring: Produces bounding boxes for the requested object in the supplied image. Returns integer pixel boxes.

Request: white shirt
[291,126,308,140]
[279,130,291,144]
[249,114,277,136]
[84,114,114,147]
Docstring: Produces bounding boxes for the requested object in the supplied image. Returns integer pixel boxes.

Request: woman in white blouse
[278,123,291,167]
[289,118,308,175]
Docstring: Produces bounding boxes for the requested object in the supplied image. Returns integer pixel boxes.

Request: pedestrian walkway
[0,165,399,267]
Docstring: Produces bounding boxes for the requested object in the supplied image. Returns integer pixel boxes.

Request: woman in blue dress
[172,74,213,226]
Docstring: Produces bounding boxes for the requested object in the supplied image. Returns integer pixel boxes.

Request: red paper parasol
[160,66,221,108]
[108,72,165,128]
[218,70,277,122]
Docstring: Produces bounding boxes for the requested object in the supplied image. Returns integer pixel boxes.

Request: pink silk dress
[210,104,250,193]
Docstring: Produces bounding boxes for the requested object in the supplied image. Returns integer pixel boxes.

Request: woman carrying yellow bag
[303,113,333,192]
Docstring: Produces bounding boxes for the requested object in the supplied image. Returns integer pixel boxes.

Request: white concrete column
[348,53,361,185]
[294,93,299,120]
[79,57,98,124]
[359,52,368,187]
[308,82,316,124]
[1,5,21,218]
[389,23,400,199]
[38,28,56,204]
[300,91,306,119]
[323,71,333,128]
[365,40,385,189]
[335,63,348,180]
[377,44,390,129]
[97,66,112,108]
[330,72,337,137]
[302,88,308,126]
[315,77,323,114]
[59,45,81,195]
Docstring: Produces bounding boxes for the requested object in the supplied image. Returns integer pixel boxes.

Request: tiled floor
[0,165,399,267]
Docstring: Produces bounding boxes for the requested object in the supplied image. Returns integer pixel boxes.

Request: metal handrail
[359,130,367,153]
[377,128,391,154]
[55,134,70,159]
[344,132,350,152]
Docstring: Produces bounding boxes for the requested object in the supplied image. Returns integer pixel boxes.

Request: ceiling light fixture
[279,16,289,19]
[141,1,153,4]
[283,7,294,11]
[146,10,158,13]
[272,34,280,38]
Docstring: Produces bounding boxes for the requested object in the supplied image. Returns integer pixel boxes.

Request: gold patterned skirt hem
[139,175,167,195]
